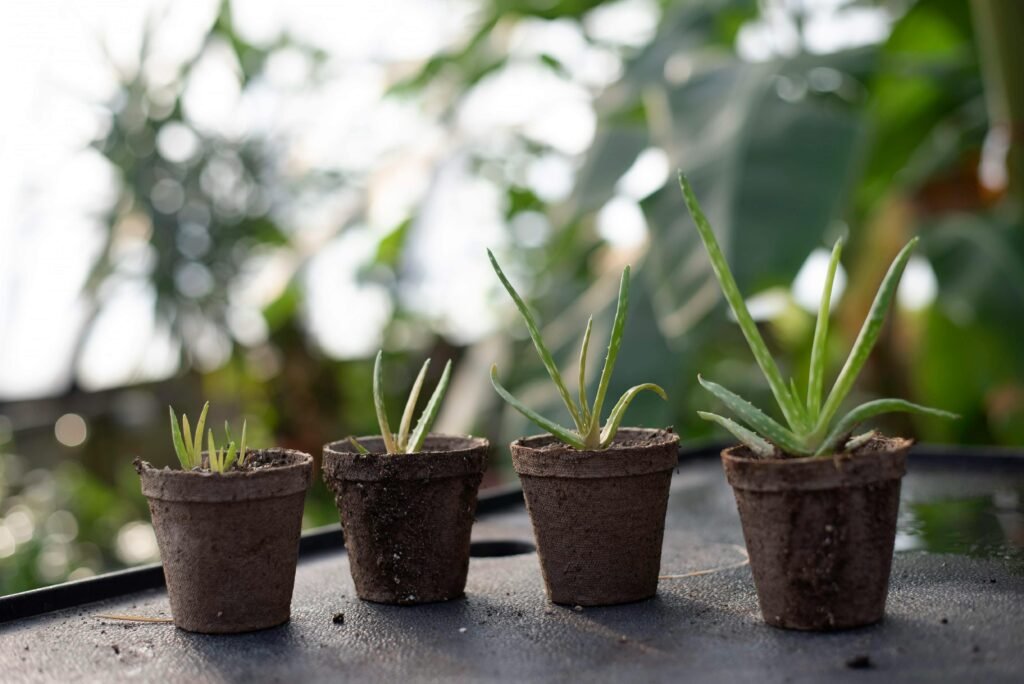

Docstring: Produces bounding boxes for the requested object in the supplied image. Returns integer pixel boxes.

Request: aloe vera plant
[488,250,667,450]
[679,174,956,458]
[349,350,452,454]
[169,402,248,473]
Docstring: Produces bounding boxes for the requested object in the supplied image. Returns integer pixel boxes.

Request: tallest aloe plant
[679,174,956,457]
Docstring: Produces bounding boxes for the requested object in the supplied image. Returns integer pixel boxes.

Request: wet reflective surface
[899,466,1024,564]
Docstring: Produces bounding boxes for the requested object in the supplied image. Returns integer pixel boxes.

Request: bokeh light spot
[54,413,88,447]
[115,521,160,565]
[792,248,848,314]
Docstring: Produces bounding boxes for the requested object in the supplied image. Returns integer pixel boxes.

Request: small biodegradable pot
[510,427,679,606]
[134,449,313,634]
[722,436,911,631]
[321,435,488,605]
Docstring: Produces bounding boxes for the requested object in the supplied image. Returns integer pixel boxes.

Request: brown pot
[321,434,488,605]
[134,449,313,634]
[510,428,679,606]
[722,436,911,631]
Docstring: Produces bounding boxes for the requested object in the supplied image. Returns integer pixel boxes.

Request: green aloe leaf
[408,360,452,453]
[169,407,191,469]
[807,237,844,421]
[815,398,959,456]
[181,414,193,465]
[598,383,667,448]
[488,249,584,433]
[399,358,431,451]
[788,378,808,426]
[698,376,810,455]
[372,350,397,454]
[578,315,594,429]
[815,238,918,434]
[590,266,630,436]
[238,420,248,466]
[697,412,776,458]
[348,436,370,454]
[193,402,210,466]
[224,441,238,472]
[207,429,218,472]
[679,174,808,433]
[490,365,585,449]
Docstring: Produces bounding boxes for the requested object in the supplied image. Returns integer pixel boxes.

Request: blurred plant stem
[971,0,1024,203]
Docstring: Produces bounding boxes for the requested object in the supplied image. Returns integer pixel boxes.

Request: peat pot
[134,449,313,634]
[322,435,488,605]
[510,427,679,606]
[722,436,911,631]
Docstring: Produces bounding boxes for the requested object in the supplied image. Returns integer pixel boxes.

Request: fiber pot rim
[322,433,489,483]
[510,427,679,479]
[135,448,313,503]
[721,435,912,492]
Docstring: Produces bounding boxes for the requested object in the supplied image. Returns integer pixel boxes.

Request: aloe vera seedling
[169,402,248,473]
[679,174,956,458]
[349,350,452,454]
[488,250,667,450]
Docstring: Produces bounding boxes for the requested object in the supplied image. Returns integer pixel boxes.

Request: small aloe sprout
[488,249,667,450]
[169,402,248,473]
[349,349,452,455]
[679,173,956,458]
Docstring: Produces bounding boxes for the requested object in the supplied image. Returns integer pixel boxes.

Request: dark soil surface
[344,435,485,456]
[134,448,304,475]
[243,449,299,471]
[730,434,906,461]
[519,427,676,454]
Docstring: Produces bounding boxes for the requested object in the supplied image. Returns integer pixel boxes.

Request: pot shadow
[334,592,570,679]
[171,620,310,680]
[544,593,709,656]
[744,612,954,672]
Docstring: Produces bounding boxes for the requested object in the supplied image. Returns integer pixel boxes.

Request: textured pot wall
[722,437,910,630]
[322,435,488,605]
[137,449,313,633]
[511,428,679,606]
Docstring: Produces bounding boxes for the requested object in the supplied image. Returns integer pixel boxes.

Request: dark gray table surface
[2,457,1022,683]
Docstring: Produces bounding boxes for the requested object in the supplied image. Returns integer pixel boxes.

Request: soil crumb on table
[845,654,874,669]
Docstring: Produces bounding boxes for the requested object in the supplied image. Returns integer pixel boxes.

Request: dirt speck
[332,612,345,625]
[940,617,949,625]
[845,655,873,670]
[111,645,120,656]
